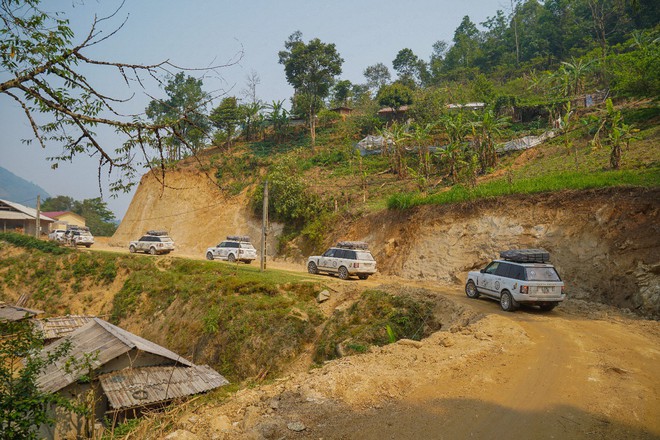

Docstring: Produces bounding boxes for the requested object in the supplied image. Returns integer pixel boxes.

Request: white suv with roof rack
[307,241,377,280]
[64,226,94,248]
[206,235,257,263]
[465,249,566,312]
[129,230,175,255]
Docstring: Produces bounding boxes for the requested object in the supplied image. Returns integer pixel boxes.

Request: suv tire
[129,245,136,253]
[539,303,557,312]
[149,247,157,256]
[308,261,319,274]
[358,274,369,280]
[206,252,214,261]
[228,253,236,263]
[338,266,349,280]
[500,291,518,312]
[465,280,480,299]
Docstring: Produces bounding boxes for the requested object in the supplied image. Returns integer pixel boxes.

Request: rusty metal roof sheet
[33,315,95,340]
[99,364,229,410]
[0,302,43,322]
[37,318,192,393]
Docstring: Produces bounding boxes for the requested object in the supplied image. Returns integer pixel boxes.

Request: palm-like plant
[267,100,289,143]
[471,109,509,172]
[407,123,435,180]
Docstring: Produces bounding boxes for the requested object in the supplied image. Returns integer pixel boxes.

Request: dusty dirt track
[157,283,658,440]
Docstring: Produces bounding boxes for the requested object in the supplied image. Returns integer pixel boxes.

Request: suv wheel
[206,252,214,261]
[500,291,518,312]
[308,261,319,274]
[539,303,557,312]
[129,245,136,253]
[358,274,369,280]
[228,253,236,263]
[465,280,480,299]
[338,266,349,280]
[149,247,157,256]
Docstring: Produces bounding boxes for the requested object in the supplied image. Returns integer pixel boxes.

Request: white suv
[63,226,94,248]
[465,249,565,312]
[206,236,257,263]
[307,241,377,280]
[129,231,175,255]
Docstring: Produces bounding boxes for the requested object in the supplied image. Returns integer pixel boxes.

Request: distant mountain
[0,166,50,207]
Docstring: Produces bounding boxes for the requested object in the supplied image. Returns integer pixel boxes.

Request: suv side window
[323,249,336,257]
[229,242,239,248]
[509,264,526,280]
[334,249,347,259]
[484,262,500,275]
[495,262,512,277]
[139,236,149,241]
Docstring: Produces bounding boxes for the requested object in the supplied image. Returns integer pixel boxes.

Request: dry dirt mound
[110,168,283,257]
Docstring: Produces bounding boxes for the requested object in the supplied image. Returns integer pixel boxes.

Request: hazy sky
[0,0,504,218]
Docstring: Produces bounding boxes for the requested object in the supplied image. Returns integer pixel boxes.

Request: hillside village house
[0,198,53,235]
[37,318,228,440]
[330,106,354,120]
[42,210,86,231]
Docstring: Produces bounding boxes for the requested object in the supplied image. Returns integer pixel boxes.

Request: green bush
[314,290,438,362]
[0,232,69,255]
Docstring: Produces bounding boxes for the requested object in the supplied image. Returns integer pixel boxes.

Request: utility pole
[260,180,268,272]
[35,195,40,238]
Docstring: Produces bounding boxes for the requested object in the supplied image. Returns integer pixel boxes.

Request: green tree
[376,83,413,112]
[392,48,427,86]
[444,16,482,73]
[239,101,263,142]
[0,321,75,439]
[267,100,290,143]
[331,80,354,107]
[592,98,636,169]
[363,62,391,92]
[40,195,75,212]
[0,0,230,193]
[278,31,343,147]
[210,96,242,148]
[146,72,211,161]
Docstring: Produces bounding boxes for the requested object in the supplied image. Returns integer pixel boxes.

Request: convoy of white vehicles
[48,225,94,248]
[54,223,565,312]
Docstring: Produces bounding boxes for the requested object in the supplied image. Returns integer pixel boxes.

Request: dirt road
[86,242,659,439]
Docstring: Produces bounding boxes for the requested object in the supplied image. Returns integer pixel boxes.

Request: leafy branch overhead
[0,0,239,194]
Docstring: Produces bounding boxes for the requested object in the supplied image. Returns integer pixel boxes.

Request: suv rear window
[525,267,561,281]
[356,251,374,261]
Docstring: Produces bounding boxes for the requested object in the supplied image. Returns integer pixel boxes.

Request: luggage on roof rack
[66,225,89,232]
[336,241,369,250]
[499,249,550,263]
[227,235,251,242]
[146,230,169,236]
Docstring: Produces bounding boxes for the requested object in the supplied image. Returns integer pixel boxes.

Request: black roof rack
[499,249,550,263]
[146,230,169,236]
[227,235,251,242]
[66,225,89,232]
[336,241,369,250]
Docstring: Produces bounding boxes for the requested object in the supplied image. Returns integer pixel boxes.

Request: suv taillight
[561,285,565,294]
[520,285,528,294]
[354,262,359,268]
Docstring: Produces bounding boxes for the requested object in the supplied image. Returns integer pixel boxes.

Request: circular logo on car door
[495,281,500,290]
[332,261,338,268]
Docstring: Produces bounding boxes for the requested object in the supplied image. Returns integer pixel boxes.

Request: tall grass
[388,168,660,210]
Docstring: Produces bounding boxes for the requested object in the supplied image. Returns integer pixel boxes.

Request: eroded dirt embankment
[109,167,283,256]
[347,187,660,318]
[113,168,659,317]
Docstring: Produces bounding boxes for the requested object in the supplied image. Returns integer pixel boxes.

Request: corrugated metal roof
[37,318,192,393]
[0,199,54,222]
[100,364,229,410]
[0,302,43,322]
[33,315,95,340]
